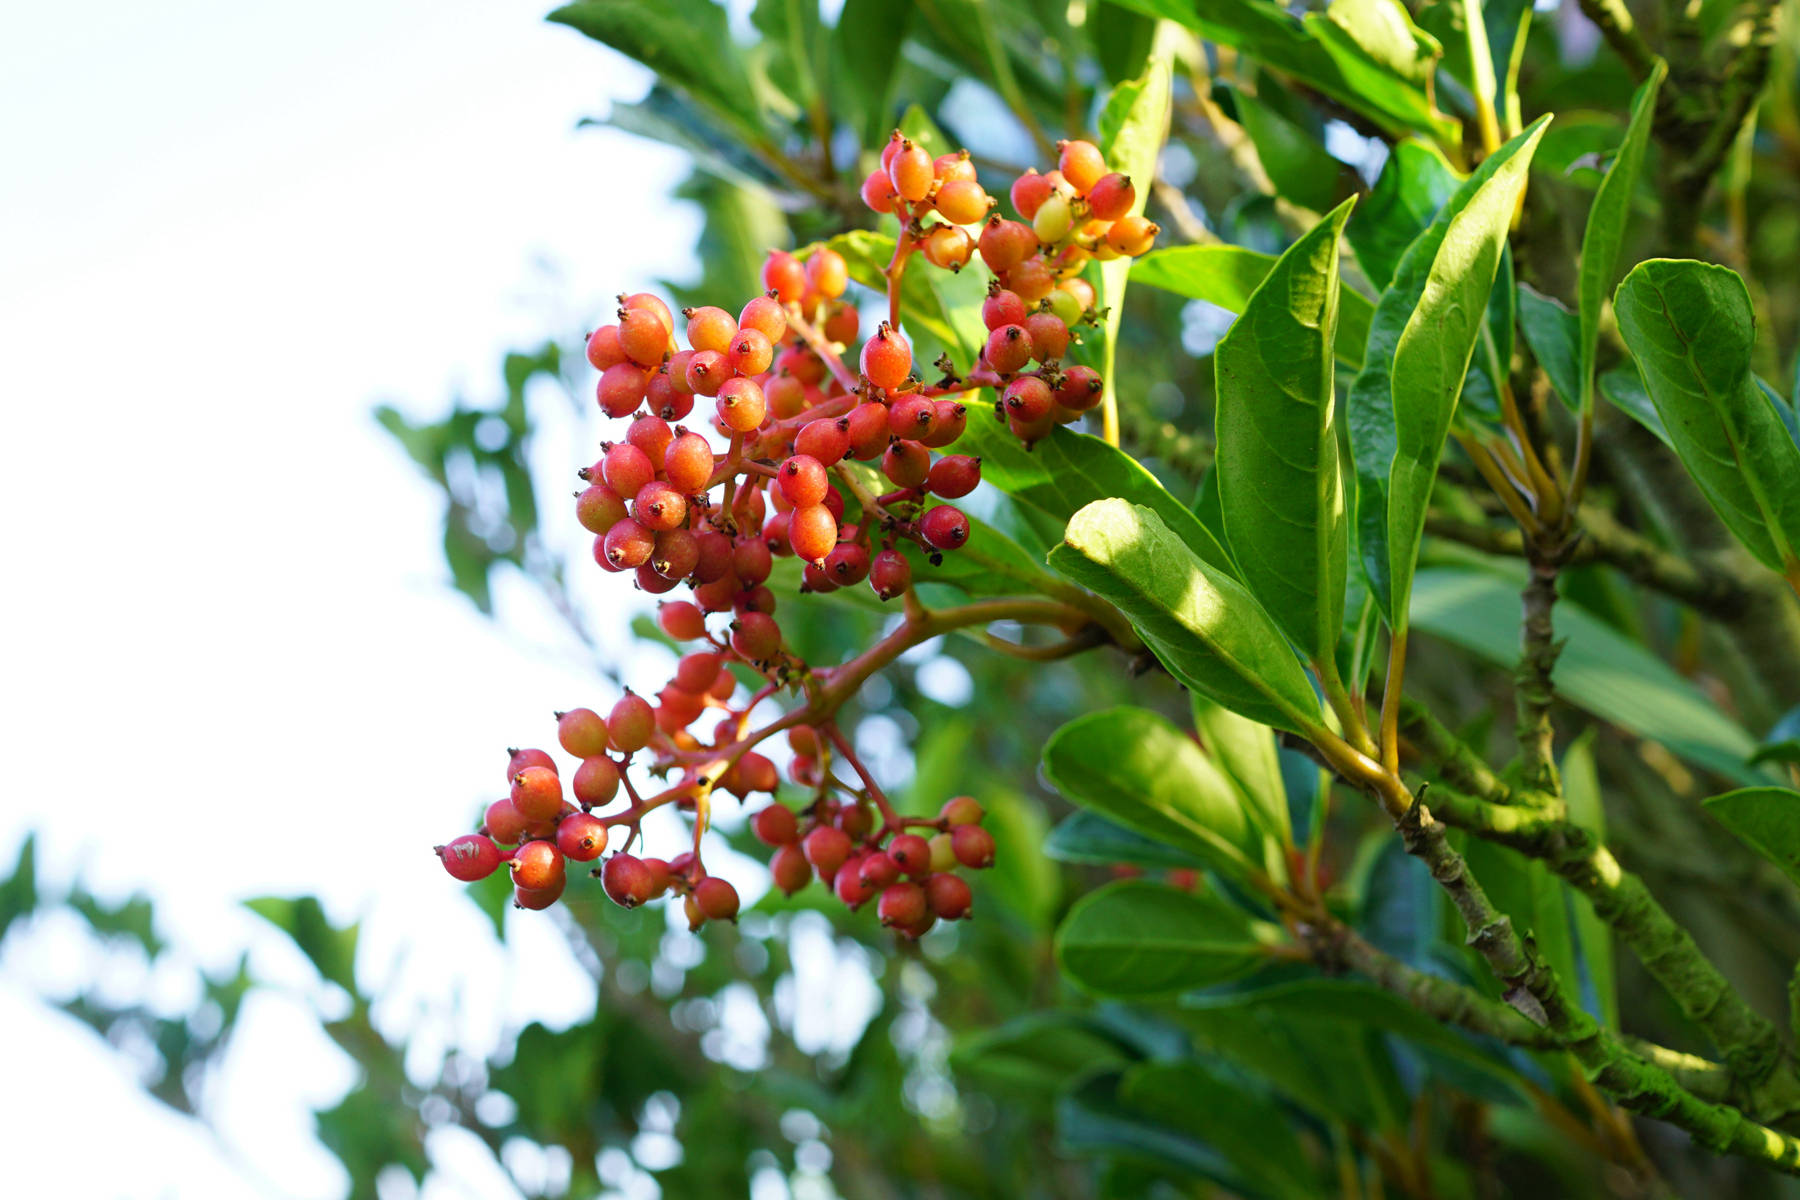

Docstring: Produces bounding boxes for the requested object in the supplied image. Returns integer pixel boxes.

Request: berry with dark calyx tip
[597,362,651,418]
[573,755,621,807]
[921,401,966,448]
[683,894,706,931]
[925,872,973,920]
[603,443,655,498]
[694,876,741,922]
[802,561,838,592]
[732,537,773,585]
[692,576,738,613]
[1010,410,1057,445]
[928,831,956,872]
[859,850,902,889]
[692,531,734,583]
[514,878,565,910]
[983,284,1028,331]
[511,839,566,891]
[921,225,974,271]
[978,217,1036,273]
[1010,168,1052,219]
[933,178,991,226]
[887,833,933,878]
[586,324,626,370]
[737,291,786,342]
[617,306,670,366]
[633,480,687,532]
[649,373,694,422]
[887,139,934,202]
[790,753,822,787]
[933,149,977,182]
[927,454,981,498]
[731,610,783,660]
[1024,311,1070,362]
[825,541,870,585]
[658,601,707,641]
[557,708,609,758]
[837,802,874,840]
[860,167,897,213]
[752,804,800,846]
[576,485,628,535]
[806,247,849,298]
[1105,214,1159,256]
[921,504,970,551]
[832,854,874,907]
[778,454,830,507]
[436,834,502,881]
[845,402,890,459]
[762,511,793,556]
[662,432,715,494]
[651,528,700,580]
[822,301,859,344]
[641,857,673,898]
[1055,364,1105,412]
[870,549,911,600]
[985,324,1035,375]
[1057,138,1107,193]
[1031,190,1075,244]
[859,325,912,391]
[788,504,838,564]
[803,825,852,875]
[1003,376,1053,423]
[1086,172,1135,221]
[1005,257,1055,304]
[608,692,656,753]
[940,795,985,826]
[485,798,530,845]
[672,650,723,693]
[952,823,997,868]
[795,417,851,466]
[878,881,928,927]
[511,765,564,822]
[627,414,674,462]
[715,376,767,432]
[620,291,675,332]
[602,517,655,570]
[882,439,931,488]
[601,853,655,908]
[887,395,937,440]
[556,812,609,862]
[684,348,728,396]
[684,305,738,355]
[770,844,813,895]
[763,249,806,302]
[506,747,557,780]
[726,328,774,376]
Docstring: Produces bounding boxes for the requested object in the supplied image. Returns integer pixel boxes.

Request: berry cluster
[435,129,1148,935]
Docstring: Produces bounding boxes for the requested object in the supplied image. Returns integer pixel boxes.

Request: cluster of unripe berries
[860,134,1157,444]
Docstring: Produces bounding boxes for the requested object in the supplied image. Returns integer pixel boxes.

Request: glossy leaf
[1043,707,1271,879]
[1054,881,1268,997]
[1518,282,1582,411]
[1306,0,1459,148]
[1050,500,1324,733]
[549,2,761,140]
[1132,244,1374,368]
[1044,810,1210,870]
[1214,199,1354,662]
[949,1012,1136,1104]
[1191,695,1291,846]
[1117,1062,1321,1199]
[1231,86,1354,212]
[1561,731,1618,1026]
[1750,704,1800,769]
[1615,259,1800,571]
[1348,138,1459,291]
[1578,60,1666,410]
[1097,54,1171,438]
[1056,1070,1260,1191]
[1703,788,1800,887]
[1599,365,1674,450]
[1348,116,1548,622]
[828,0,910,146]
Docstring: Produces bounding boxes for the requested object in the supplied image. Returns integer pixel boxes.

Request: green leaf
[1615,259,1800,572]
[1055,881,1268,997]
[1348,138,1459,291]
[1215,199,1354,663]
[1750,705,1800,768]
[1097,54,1172,439]
[1044,707,1273,880]
[1191,696,1292,847]
[1518,283,1582,411]
[950,1012,1136,1104]
[1116,1062,1321,1199]
[1703,788,1800,887]
[1578,60,1666,411]
[829,0,911,145]
[549,2,762,141]
[1347,115,1548,623]
[1599,365,1674,449]
[1051,500,1324,733]
[0,834,37,943]
[1090,1,1157,85]
[1133,245,1375,368]
[1561,730,1617,1026]
[1044,810,1211,870]
[245,896,359,994]
[1306,0,1459,148]
[1057,1069,1260,1191]
[1231,86,1355,212]
[1409,566,1762,781]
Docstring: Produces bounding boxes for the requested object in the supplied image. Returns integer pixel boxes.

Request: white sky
[0,3,724,1196]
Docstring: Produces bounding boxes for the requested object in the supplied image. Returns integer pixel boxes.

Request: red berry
[985,324,1035,375]
[602,853,655,908]
[825,542,871,585]
[576,485,628,535]
[870,549,911,600]
[684,305,738,355]
[514,878,566,910]
[608,692,655,753]
[887,140,934,203]
[651,528,700,579]
[779,454,830,508]
[658,601,708,641]
[835,858,878,909]
[766,372,806,419]
[603,443,655,499]
[952,823,996,868]
[485,798,529,845]
[1105,214,1159,256]
[934,178,991,225]
[627,414,674,463]
[860,326,912,391]
[694,876,741,922]
[822,301,859,344]
[663,432,715,494]
[837,803,875,840]
[685,349,728,396]
[806,248,849,299]
[752,804,799,846]
[738,751,778,792]
[602,517,655,570]
[693,531,734,583]
[716,376,767,432]
[888,833,933,878]
[845,402,890,459]
[511,765,563,823]
[803,826,852,875]
[859,851,902,889]
[921,401,967,449]
[733,537,773,585]
[511,839,566,892]
[556,813,609,861]
[586,325,625,370]
[763,250,806,303]
[739,293,787,343]
[731,610,783,661]
[617,306,670,366]
[770,844,812,895]
[436,834,502,882]
[573,755,621,807]
[557,708,609,758]
[1058,139,1107,194]
[921,225,975,271]
[1087,172,1135,221]
[861,167,897,213]
[789,504,838,564]
[1010,169,1053,219]
[927,454,981,499]
[795,417,851,466]
[597,362,651,418]
[1056,364,1105,412]
[1025,311,1070,362]
[882,440,930,489]
[633,481,687,532]
[940,795,985,826]
[979,218,1036,273]
[925,873,973,920]
[1005,257,1056,303]
[669,651,720,694]
[983,285,1028,331]
[506,747,557,781]
[1003,376,1053,423]
[878,881,928,927]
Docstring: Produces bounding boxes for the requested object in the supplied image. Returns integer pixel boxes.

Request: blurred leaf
[1615,259,1800,572]
[1349,138,1459,291]
[1044,810,1210,870]
[1191,695,1290,847]
[550,1,763,140]
[1518,283,1582,411]
[0,834,37,942]
[1097,54,1172,440]
[1090,0,1156,84]
[1050,501,1323,734]
[830,0,911,145]
[245,896,360,994]
[1305,0,1458,147]
[1703,788,1800,886]
[594,86,780,190]
[67,891,163,958]
[1561,730,1617,1026]
[1117,1061,1321,1199]
[1230,86,1353,213]
[951,1011,1136,1105]
[1751,704,1800,768]
[315,1082,427,1198]
[1057,1068,1258,1190]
